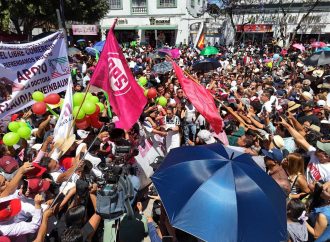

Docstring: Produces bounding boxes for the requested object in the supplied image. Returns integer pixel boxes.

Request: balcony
[131,6,147,14]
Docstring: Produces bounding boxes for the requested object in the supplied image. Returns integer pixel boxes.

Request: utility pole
[56,0,68,48]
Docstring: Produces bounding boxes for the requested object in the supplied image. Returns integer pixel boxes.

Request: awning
[138,25,178,30]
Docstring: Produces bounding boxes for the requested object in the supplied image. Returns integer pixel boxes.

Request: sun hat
[301,91,313,101]
[317,141,330,156]
[287,101,301,112]
[273,135,284,149]
[313,69,324,78]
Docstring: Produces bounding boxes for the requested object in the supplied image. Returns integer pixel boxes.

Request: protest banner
[0,31,70,118]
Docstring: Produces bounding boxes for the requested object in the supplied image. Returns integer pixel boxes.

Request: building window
[132,0,147,14]
[158,0,176,8]
[191,0,195,8]
[109,0,122,9]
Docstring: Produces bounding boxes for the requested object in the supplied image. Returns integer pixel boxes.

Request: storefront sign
[236,24,272,32]
[117,19,128,25]
[72,25,98,35]
[288,15,324,24]
[149,17,170,25]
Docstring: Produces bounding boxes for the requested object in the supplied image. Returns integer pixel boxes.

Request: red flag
[90,20,147,129]
[172,61,223,133]
[197,32,205,51]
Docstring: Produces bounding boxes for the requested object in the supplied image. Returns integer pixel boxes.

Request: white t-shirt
[306,146,330,183]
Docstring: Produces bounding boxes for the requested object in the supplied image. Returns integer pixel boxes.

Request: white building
[100,0,207,47]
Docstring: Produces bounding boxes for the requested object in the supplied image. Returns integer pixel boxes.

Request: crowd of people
[1,38,330,242]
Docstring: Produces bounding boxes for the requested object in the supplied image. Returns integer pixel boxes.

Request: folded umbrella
[152,61,173,74]
[304,50,330,66]
[192,58,221,72]
[151,144,287,242]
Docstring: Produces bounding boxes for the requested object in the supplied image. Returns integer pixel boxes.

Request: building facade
[100,0,207,47]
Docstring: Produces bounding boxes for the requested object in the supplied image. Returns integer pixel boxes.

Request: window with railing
[158,0,177,8]
[132,0,147,14]
[109,0,122,9]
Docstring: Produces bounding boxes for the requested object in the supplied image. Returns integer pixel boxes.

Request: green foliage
[0,0,109,35]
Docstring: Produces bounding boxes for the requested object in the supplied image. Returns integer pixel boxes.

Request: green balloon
[8,122,20,132]
[82,101,96,115]
[19,122,28,127]
[3,132,20,146]
[158,96,167,107]
[96,102,105,112]
[73,106,86,120]
[138,76,147,86]
[86,92,93,99]
[88,95,99,104]
[17,127,31,139]
[32,91,44,102]
[73,93,84,107]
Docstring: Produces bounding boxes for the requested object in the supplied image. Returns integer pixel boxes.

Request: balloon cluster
[143,87,167,107]
[138,76,148,87]
[73,92,105,129]
[3,121,31,146]
[32,91,61,115]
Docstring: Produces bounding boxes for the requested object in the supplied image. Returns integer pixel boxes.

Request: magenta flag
[90,20,147,129]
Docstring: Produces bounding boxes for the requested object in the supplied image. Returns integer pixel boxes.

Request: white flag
[54,77,73,142]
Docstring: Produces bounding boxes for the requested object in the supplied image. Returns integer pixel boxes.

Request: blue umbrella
[151,144,287,242]
[84,47,99,57]
[315,47,330,53]
[93,40,105,52]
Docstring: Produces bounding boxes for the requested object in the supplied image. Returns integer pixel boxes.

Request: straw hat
[287,101,301,112]
[301,91,313,101]
[313,69,324,78]
[306,66,315,72]
[318,83,330,89]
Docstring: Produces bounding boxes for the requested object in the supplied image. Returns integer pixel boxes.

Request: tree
[0,0,110,38]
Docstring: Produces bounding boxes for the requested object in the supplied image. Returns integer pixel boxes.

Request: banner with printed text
[0,31,70,118]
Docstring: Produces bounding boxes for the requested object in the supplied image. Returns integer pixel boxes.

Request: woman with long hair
[283,153,311,199]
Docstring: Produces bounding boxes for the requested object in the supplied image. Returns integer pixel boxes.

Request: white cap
[317,100,326,107]
[197,130,216,144]
[32,143,42,151]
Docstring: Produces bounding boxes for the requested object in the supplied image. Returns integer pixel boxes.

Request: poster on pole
[0,31,70,118]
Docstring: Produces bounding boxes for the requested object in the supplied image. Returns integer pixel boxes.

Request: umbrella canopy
[192,58,221,72]
[156,48,180,59]
[148,52,164,60]
[68,47,81,57]
[152,61,173,74]
[304,50,330,66]
[200,46,219,56]
[84,47,99,57]
[151,144,287,242]
[311,41,327,48]
[93,41,105,52]
[315,47,330,53]
[292,43,305,52]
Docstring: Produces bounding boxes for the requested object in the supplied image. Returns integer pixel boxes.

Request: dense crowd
[1,39,330,242]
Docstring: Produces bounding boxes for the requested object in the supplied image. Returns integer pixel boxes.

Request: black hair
[65,205,86,227]
[287,198,305,222]
[243,134,255,148]
[39,157,52,170]
[306,130,322,147]
[250,101,262,114]
[61,226,83,242]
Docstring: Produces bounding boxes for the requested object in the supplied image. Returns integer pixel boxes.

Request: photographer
[163,107,181,153]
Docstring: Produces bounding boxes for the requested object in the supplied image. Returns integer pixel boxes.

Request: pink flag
[172,61,223,133]
[90,20,147,129]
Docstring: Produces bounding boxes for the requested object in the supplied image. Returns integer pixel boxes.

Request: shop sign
[236,24,272,32]
[72,25,98,35]
[149,17,170,25]
[288,15,323,24]
[117,19,128,25]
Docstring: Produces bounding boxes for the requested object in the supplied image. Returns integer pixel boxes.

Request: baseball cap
[317,100,326,107]
[27,178,51,193]
[317,141,330,156]
[197,130,216,144]
[0,156,19,174]
[273,135,284,149]
[262,148,284,163]
[0,198,21,220]
[25,163,47,178]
